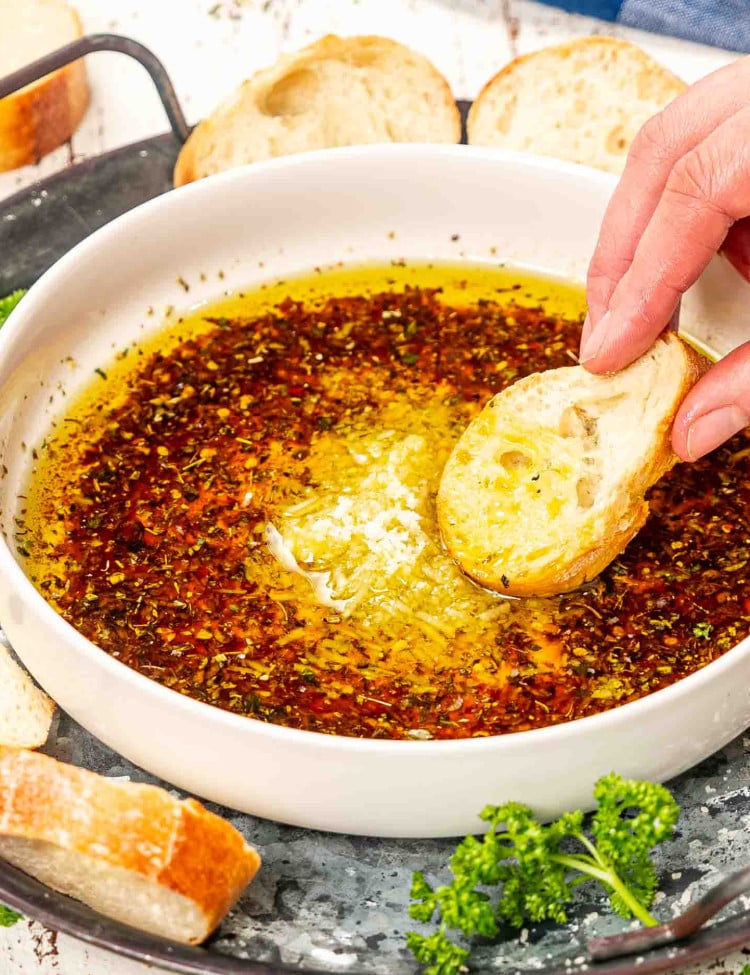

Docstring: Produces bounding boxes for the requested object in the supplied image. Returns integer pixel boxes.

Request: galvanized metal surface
[1,135,750,975]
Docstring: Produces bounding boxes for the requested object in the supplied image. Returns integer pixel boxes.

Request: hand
[579,56,750,462]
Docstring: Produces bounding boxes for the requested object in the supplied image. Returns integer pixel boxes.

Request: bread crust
[470,36,682,111]
[0,747,260,943]
[174,34,460,186]
[0,645,54,749]
[467,36,686,174]
[437,334,709,598]
[0,4,89,173]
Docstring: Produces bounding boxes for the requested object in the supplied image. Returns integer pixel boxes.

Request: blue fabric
[535,0,750,53]
[535,0,623,17]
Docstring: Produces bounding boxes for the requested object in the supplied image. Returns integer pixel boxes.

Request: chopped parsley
[693,622,714,640]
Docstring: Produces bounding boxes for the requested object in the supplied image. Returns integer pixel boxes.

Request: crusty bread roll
[0,645,54,749]
[0,0,90,173]
[437,334,708,598]
[174,34,461,186]
[0,747,261,943]
[467,37,686,174]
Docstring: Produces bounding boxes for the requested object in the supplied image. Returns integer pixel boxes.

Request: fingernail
[579,311,610,364]
[686,405,749,460]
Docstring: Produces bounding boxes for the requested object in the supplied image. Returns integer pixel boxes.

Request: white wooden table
[0,1,745,972]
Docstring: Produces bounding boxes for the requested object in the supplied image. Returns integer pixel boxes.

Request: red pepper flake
[21,280,750,740]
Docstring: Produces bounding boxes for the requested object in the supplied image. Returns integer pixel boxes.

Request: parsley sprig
[0,290,25,329]
[0,904,22,927]
[408,773,680,975]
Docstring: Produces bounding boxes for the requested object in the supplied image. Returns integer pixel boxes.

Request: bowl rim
[1,141,748,755]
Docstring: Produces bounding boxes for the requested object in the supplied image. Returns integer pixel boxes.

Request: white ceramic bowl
[1,145,750,838]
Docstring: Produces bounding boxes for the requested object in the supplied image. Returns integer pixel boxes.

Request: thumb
[673,342,750,461]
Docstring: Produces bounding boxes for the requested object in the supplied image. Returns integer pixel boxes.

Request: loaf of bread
[467,37,686,174]
[437,334,708,597]
[0,747,261,943]
[0,0,90,173]
[0,644,54,749]
[173,34,460,186]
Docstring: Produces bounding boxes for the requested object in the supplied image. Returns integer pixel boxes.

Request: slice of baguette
[0,747,261,944]
[0,644,54,749]
[467,37,686,174]
[173,34,460,186]
[437,334,708,598]
[0,0,90,173]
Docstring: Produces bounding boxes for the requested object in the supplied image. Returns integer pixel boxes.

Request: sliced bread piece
[467,37,686,174]
[437,334,708,598]
[0,0,90,173]
[173,34,460,186]
[0,747,261,943]
[0,643,54,748]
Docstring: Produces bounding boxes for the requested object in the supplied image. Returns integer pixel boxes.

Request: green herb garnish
[693,622,713,640]
[0,289,25,329]
[408,773,679,975]
[0,904,22,927]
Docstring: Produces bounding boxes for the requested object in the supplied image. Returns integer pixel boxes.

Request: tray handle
[0,33,190,145]
[588,863,750,961]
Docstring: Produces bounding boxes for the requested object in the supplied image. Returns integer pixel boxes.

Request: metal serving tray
[1,35,750,975]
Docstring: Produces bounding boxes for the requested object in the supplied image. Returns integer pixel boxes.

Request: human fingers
[585,56,750,327]
[581,103,750,374]
[672,342,750,460]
